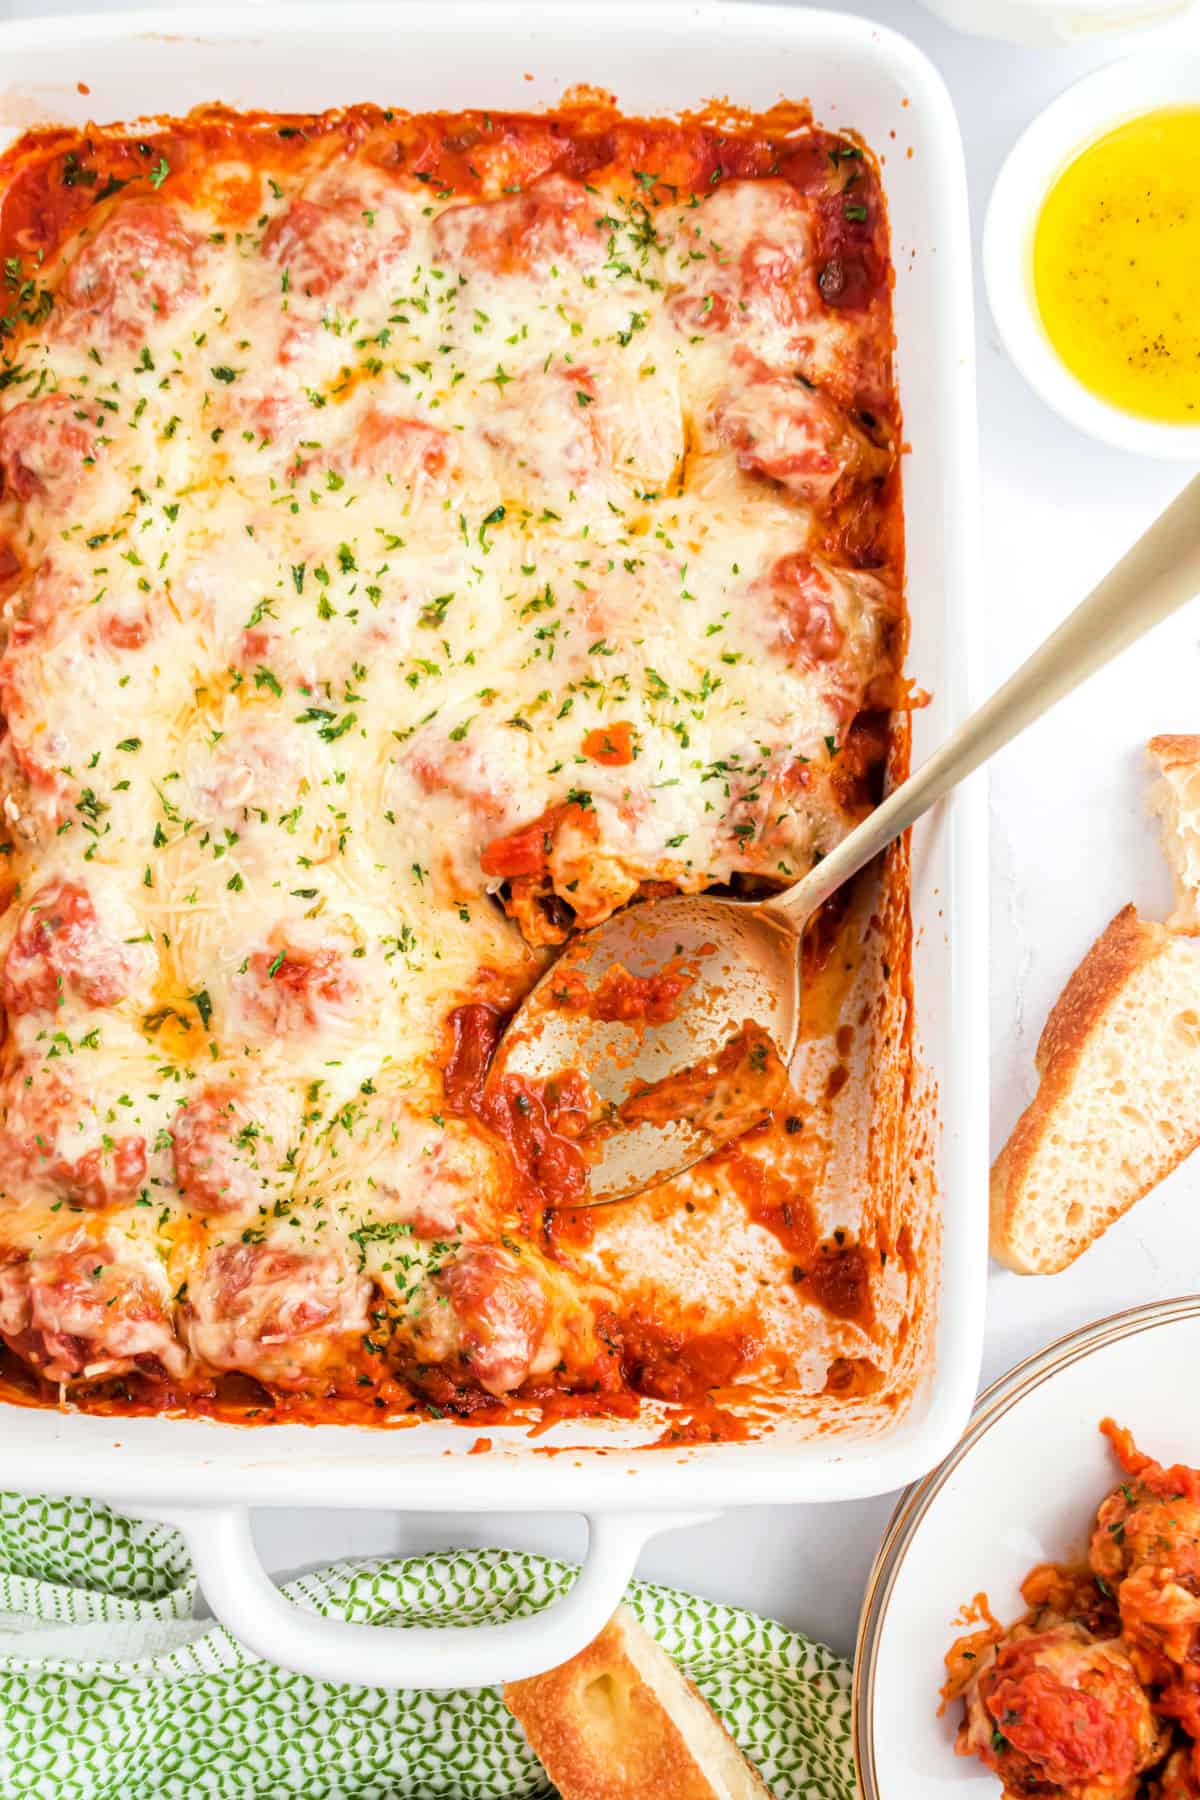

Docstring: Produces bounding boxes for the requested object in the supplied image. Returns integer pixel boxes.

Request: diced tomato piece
[479,804,570,880]
[581,721,636,766]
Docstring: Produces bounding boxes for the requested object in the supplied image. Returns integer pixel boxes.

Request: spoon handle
[767,471,1200,930]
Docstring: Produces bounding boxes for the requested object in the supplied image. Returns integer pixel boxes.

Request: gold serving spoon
[490,474,1200,1206]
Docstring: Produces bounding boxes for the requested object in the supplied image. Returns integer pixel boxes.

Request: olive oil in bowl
[1033,107,1200,425]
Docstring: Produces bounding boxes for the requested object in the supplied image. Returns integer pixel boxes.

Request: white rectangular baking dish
[0,1,985,1689]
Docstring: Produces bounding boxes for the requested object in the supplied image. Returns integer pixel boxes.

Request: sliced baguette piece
[1148,733,1200,930]
[990,905,1200,1273]
[503,1604,776,1800]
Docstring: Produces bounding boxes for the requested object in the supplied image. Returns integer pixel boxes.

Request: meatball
[408,1245,551,1398]
[1158,1669,1200,1744]
[0,1059,147,1211]
[711,361,889,505]
[171,1079,297,1214]
[185,1241,370,1388]
[0,1237,185,1383]
[261,187,410,302]
[61,201,203,344]
[339,410,452,492]
[957,1625,1169,1800]
[1091,1476,1200,1591]
[1117,1562,1200,1680]
[666,180,817,342]
[1092,1425,1200,1677]
[231,920,373,1042]
[359,1111,504,1243]
[2,877,154,1017]
[0,396,96,509]
[431,174,605,277]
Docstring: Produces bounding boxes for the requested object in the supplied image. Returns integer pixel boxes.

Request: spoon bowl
[492,894,801,1205]
[490,473,1200,1208]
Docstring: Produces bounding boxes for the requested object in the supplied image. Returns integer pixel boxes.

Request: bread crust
[503,1606,774,1800]
[1033,906,1166,1077]
[990,907,1169,1274]
[1148,733,1200,771]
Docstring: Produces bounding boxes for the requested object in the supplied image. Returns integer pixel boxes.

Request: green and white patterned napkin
[0,1492,854,1800]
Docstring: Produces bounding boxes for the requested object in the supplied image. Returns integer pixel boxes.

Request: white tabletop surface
[5,0,1200,1667]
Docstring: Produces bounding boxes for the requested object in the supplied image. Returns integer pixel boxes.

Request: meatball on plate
[854,1299,1200,1800]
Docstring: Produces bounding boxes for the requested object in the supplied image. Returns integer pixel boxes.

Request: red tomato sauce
[547,961,693,1026]
[724,1147,875,1329]
[614,1312,764,1405]
[442,1002,588,1221]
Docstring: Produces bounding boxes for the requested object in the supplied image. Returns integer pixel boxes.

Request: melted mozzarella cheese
[0,137,897,1395]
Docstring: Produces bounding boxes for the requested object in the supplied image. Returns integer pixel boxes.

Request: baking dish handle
[136,1503,709,1690]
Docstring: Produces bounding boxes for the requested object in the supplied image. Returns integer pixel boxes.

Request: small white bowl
[919,0,1193,49]
[984,51,1200,458]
